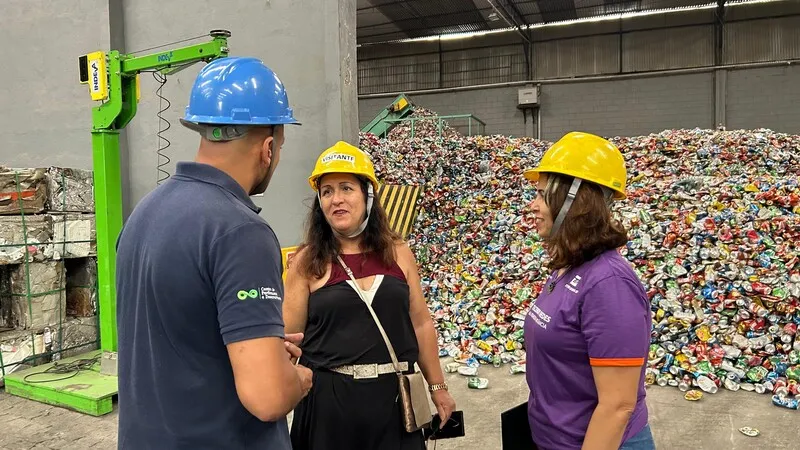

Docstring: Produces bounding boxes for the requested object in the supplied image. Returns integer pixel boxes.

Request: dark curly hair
[296,175,400,279]
[542,173,629,270]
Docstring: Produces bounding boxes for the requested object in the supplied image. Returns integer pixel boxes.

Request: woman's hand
[431,389,456,425]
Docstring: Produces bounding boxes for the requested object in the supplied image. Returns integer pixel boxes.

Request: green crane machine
[2,30,232,416]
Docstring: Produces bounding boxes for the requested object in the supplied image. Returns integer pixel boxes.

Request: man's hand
[227,336,309,422]
[296,365,313,398]
[284,333,304,364]
[286,333,313,397]
[285,333,304,346]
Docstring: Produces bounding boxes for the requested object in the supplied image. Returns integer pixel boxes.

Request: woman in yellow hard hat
[522,132,655,450]
[283,141,456,450]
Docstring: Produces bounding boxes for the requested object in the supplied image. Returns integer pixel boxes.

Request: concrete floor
[433,364,797,450]
[0,362,796,449]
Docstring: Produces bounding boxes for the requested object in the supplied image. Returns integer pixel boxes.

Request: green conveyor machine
[360,94,414,136]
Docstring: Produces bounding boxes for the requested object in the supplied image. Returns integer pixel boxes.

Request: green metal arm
[121,37,229,75]
[89,30,231,353]
[92,30,230,131]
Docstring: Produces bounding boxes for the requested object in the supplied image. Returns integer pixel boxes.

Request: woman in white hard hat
[283,141,456,450]
[522,132,655,449]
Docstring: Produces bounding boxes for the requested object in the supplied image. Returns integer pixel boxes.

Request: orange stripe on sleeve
[589,357,645,367]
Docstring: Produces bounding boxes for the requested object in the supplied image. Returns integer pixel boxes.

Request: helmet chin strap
[548,178,616,237]
[322,183,375,239]
[550,178,582,236]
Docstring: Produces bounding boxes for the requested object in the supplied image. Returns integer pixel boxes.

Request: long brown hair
[542,173,629,270]
[297,175,400,279]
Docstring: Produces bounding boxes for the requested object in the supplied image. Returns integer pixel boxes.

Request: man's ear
[260,136,274,165]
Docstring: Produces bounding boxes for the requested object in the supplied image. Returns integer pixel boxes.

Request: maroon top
[299,249,418,370]
[325,252,407,287]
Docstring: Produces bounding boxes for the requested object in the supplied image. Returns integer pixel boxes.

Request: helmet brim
[308,172,380,193]
[523,169,540,182]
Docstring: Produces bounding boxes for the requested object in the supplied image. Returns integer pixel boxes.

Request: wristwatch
[428,382,448,392]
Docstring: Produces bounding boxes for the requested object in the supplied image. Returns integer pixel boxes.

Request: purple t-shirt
[524,249,650,449]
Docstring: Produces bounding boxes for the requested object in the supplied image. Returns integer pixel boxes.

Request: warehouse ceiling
[357,0,723,44]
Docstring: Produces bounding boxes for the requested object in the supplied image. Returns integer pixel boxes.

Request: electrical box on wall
[518,87,538,108]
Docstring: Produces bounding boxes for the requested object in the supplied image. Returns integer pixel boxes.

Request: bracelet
[428,382,448,392]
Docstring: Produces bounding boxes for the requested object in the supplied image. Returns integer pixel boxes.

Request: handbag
[336,255,432,433]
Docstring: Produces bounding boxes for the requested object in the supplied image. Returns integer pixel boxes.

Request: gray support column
[326,0,359,146]
[341,0,359,145]
[714,70,727,129]
[525,109,535,138]
[713,0,727,129]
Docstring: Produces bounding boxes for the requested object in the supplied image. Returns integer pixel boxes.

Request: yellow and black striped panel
[377,184,423,238]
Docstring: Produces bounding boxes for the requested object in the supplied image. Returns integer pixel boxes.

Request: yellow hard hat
[308,141,380,192]
[524,131,627,200]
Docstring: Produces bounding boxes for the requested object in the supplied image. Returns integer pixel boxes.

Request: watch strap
[428,382,448,392]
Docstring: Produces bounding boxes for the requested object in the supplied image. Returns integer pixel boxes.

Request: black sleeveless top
[300,252,420,370]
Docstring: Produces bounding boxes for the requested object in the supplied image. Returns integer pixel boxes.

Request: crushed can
[457,366,478,376]
[738,427,760,437]
[684,390,703,401]
[467,377,489,389]
[772,394,800,410]
[445,362,462,374]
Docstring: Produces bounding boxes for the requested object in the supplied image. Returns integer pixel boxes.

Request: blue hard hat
[182,56,300,126]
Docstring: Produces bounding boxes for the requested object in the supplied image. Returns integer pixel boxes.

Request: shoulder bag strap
[336,255,403,375]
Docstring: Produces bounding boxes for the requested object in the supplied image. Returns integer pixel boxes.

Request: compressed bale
[0,215,53,265]
[66,258,97,317]
[58,315,99,359]
[9,261,65,330]
[0,331,45,382]
[46,167,94,213]
[0,266,11,330]
[50,213,96,258]
[0,315,98,380]
[0,214,96,264]
[0,168,47,215]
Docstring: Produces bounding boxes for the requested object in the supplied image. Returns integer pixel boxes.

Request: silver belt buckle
[353,363,379,379]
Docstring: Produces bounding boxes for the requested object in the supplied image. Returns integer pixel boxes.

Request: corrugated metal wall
[357,11,800,94]
[622,25,714,72]
[358,53,439,94]
[724,16,800,64]
[534,35,619,78]
[441,45,527,87]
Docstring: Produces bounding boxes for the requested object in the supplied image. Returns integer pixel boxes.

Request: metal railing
[380,114,487,139]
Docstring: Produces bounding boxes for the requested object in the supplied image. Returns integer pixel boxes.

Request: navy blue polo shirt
[116,162,289,449]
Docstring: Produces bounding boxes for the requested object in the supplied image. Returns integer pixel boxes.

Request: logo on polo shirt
[237,286,282,301]
[528,304,551,330]
[237,289,259,300]
[260,287,281,301]
[566,275,582,294]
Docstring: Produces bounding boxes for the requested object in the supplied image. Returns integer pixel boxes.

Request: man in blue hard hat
[116,56,311,449]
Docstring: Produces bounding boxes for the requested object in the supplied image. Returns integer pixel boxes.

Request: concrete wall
[726,65,800,132]
[0,0,357,246]
[0,0,108,170]
[358,66,800,142]
[539,73,714,141]
[123,0,356,245]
